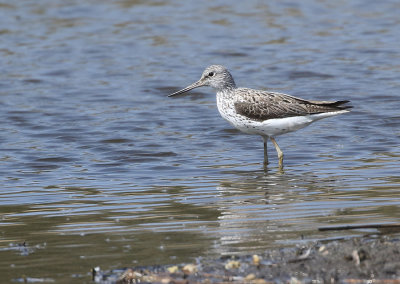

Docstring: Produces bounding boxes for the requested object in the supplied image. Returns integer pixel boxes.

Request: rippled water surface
[1,0,400,282]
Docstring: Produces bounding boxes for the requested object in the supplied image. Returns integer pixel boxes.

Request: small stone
[245,273,256,280]
[225,260,241,270]
[182,264,197,274]
[290,277,302,284]
[252,254,261,266]
[161,278,172,284]
[118,269,142,282]
[351,250,360,265]
[167,265,179,274]
[253,279,267,284]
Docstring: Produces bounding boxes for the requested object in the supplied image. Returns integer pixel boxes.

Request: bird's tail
[308,100,353,111]
[326,100,353,110]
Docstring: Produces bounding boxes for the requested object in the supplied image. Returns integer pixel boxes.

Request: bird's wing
[233,88,351,121]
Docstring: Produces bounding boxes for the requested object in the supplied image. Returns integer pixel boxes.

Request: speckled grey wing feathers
[234,88,352,121]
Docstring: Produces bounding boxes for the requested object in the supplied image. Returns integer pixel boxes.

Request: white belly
[232,115,315,136]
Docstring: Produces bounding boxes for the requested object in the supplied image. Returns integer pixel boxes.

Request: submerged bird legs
[263,136,284,170]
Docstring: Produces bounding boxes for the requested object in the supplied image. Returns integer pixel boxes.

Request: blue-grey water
[1,0,399,282]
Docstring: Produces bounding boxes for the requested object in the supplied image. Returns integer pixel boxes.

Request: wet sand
[93,236,400,283]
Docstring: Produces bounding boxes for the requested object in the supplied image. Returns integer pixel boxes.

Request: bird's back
[232,88,352,122]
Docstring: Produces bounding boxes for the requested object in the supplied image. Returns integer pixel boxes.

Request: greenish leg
[270,137,284,170]
[263,136,268,168]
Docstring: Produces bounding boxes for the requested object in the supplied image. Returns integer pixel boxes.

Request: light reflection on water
[1,0,400,282]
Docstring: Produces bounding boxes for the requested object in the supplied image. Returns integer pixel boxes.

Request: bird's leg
[263,136,268,168]
[270,137,284,169]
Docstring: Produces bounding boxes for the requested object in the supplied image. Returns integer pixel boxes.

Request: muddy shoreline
[93,235,400,283]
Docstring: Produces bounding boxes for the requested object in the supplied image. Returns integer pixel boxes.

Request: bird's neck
[216,82,237,96]
[217,73,237,93]
[216,87,236,100]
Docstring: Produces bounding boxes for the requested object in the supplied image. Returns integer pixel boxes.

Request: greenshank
[168,65,352,169]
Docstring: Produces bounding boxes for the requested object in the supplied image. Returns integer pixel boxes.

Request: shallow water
[1,0,400,282]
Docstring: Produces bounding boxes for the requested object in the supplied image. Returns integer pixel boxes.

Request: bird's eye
[208,72,215,77]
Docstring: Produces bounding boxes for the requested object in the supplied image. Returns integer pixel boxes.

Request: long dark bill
[168,80,204,97]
